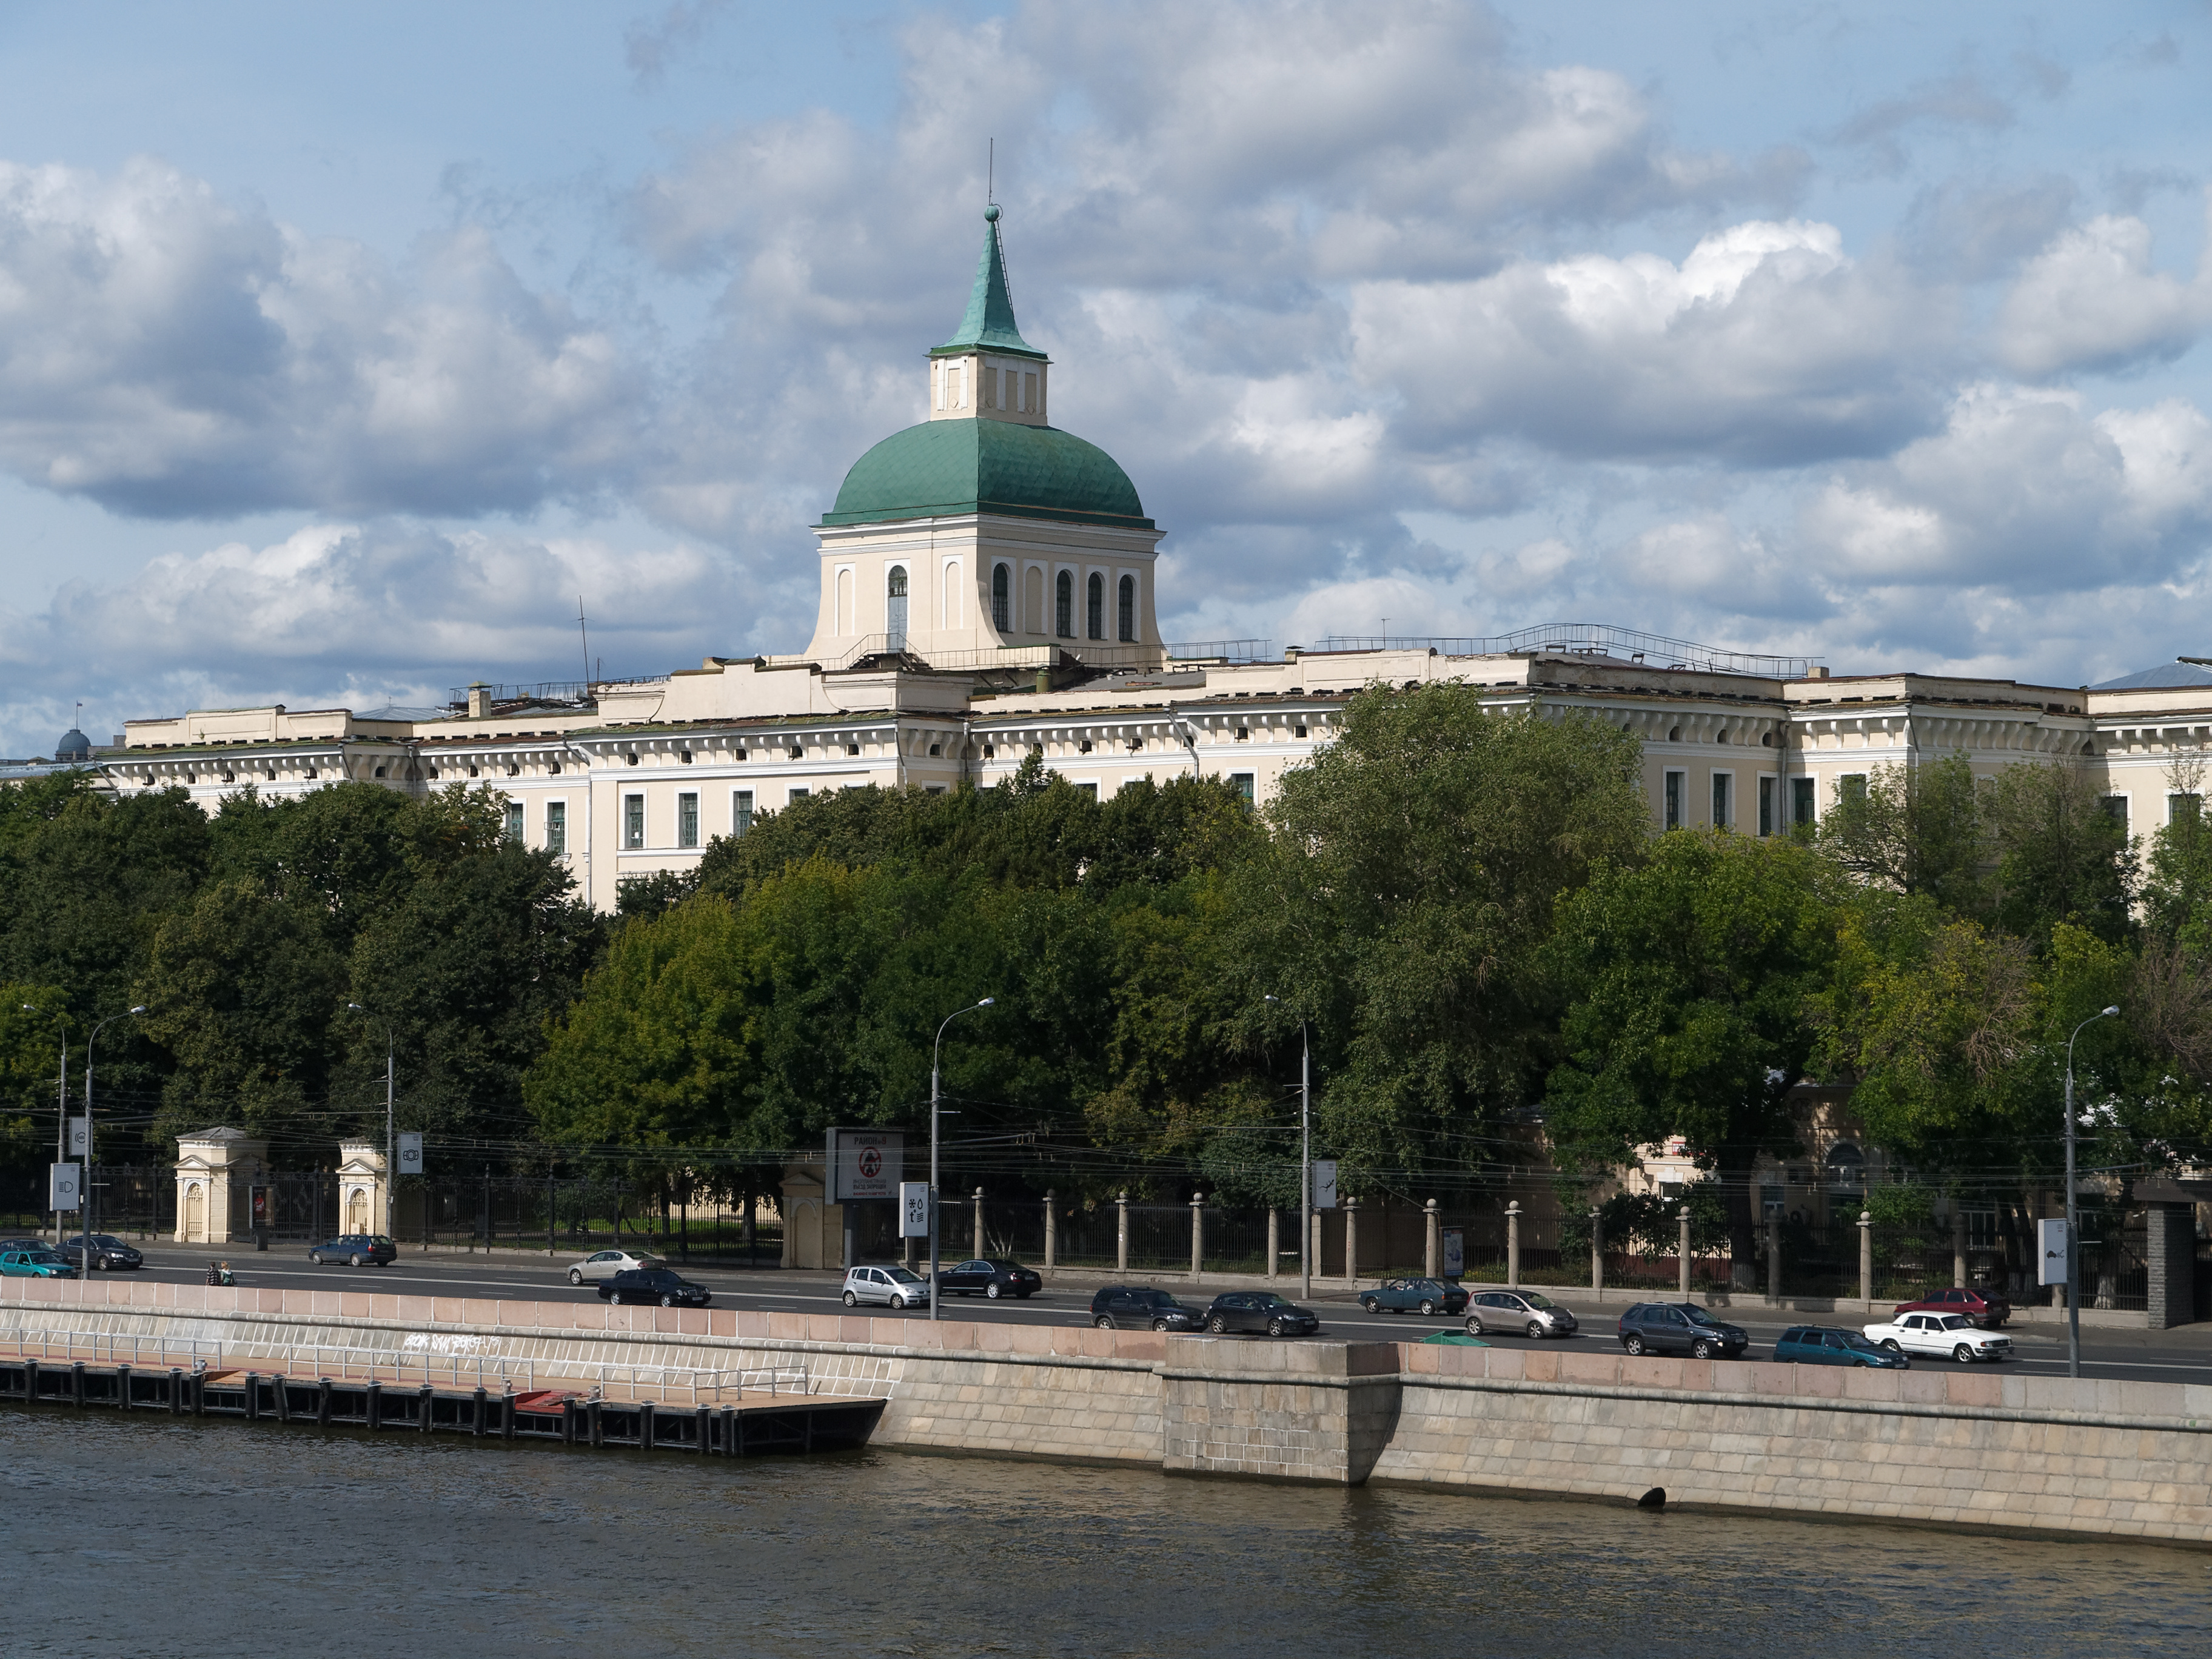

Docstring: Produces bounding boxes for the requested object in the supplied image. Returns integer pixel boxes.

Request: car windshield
[1521,1293,1555,1309]
[1681,1305,1718,1326]
[1252,1294,1290,1309]
[885,1267,923,1284]
[1840,1332,1882,1351]
[24,1252,64,1265]
[1939,1315,1971,1330]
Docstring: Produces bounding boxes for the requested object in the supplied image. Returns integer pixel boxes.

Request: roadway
[62,1243,2212,1385]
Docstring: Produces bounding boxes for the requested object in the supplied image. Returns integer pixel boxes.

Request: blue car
[1359,1277,1469,1316]
[1774,1325,1911,1368]
[0,1248,80,1279]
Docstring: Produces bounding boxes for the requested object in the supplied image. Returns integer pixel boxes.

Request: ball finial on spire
[984,203,1000,222]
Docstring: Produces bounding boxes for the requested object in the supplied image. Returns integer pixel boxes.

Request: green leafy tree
[1986,758,2136,948]
[1817,752,1987,917]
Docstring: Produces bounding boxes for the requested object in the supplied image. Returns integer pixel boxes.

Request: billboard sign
[396,1132,424,1176]
[1312,1161,1339,1210]
[900,1182,931,1238]
[1441,1227,1464,1279]
[49,1162,82,1211]
[2038,1217,2071,1286]
[67,1117,89,1157]
[827,1129,903,1202]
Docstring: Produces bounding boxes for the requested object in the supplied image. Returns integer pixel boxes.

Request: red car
[1892,1286,2011,1328]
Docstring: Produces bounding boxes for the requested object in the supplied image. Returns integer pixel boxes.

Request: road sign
[67,1117,89,1157]
[49,1162,82,1210]
[826,1128,903,1202]
[1313,1161,1338,1210]
[396,1132,423,1175]
[1441,1227,1464,1278]
[2038,1217,2071,1285]
[900,1182,930,1238]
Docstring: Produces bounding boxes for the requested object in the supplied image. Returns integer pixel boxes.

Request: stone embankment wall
[7,1278,2210,1546]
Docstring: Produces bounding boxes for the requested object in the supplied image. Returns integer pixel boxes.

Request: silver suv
[841,1264,931,1309]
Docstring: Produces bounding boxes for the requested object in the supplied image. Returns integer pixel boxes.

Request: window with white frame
[733,789,754,836]
[546,800,566,855]
[1711,771,1732,830]
[1663,769,1686,830]
[623,794,644,849]
[677,792,699,849]
[1758,776,1775,837]
[504,800,523,842]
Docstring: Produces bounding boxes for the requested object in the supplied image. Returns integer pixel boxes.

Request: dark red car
[1892,1286,2011,1328]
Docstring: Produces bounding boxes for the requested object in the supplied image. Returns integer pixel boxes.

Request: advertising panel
[826,1129,904,1203]
[2038,1216,2071,1285]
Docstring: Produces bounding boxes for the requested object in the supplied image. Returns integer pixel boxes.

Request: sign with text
[251,1185,269,1226]
[2038,1217,2071,1286]
[1312,1161,1338,1210]
[900,1182,931,1238]
[49,1162,82,1211]
[67,1117,89,1157]
[1441,1227,1464,1279]
[826,1128,903,1203]
[396,1132,424,1176]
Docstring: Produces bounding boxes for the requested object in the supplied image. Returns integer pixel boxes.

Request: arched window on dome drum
[1087,572,1104,640]
[886,565,909,651]
[1055,570,1074,638]
[992,563,1010,631]
[1118,574,1136,642]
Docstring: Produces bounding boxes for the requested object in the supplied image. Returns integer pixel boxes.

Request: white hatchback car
[568,1248,668,1285]
[842,1264,931,1309]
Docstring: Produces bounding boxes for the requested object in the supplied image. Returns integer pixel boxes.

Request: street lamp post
[2064,1004,2120,1379]
[22,1005,68,1245]
[930,998,994,1324]
[347,1004,396,1238]
[1265,996,1313,1301]
[81,1007,147,1276]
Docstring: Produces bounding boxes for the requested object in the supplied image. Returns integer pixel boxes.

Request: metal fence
[396,1176,781,1264]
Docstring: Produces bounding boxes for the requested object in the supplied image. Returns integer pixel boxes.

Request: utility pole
[1266,996,1313,1300]
[24,1005,68,1245]
[930,999,994,1322]
[82,1007,147,1273]
[348,1004,397,1236]
[2065,1005,2120,1379]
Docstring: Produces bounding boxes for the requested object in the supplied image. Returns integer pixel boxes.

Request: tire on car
[842,1290,857,1307]
[1094,1314,1114,1329]
[1623,1334,1646,1356]
[349,1253,363,1267]
[568,1268,583,1285]
[1954,1343,1976,1364]
[1208,1314,1228,1333]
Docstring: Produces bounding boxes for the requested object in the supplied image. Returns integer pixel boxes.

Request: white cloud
[1998,209,2212,378]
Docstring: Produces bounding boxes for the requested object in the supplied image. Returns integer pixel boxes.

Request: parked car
[1465,1289,1580,1339]
[1863,1312,2012,1364]
[1892,1286,2012,1329]
[1201,1292,1319,1338]
[1617,1302,1749,1359]
[1359,1277,1469,1316]
[842,1265,931,1309]
[601,1266,711,1308]
[936,1258,1042,1299]
[0,1248,79,1278]
[0,1236,57,1256]
[307,1234,397,1267]
[1090,1285,1208,1331]
[566,1248,667,1285]
[1774,1326,1911,1368]
[60,1233,142,1271]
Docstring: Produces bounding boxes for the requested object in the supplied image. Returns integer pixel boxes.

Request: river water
[4,1407,2207,1657]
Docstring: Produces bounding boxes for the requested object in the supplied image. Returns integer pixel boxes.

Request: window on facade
[788,787,809,802]
[1054,571,1074,638]
[623,794,644,850]
[546,800,566,856]
[504,801,523,842]
[1760,1184,1785,1218]
[1117,573,1136,642]
[886,565,909,651]
[1075,782,1098,799]
[2171,793,2202,825]
[1838,774,1868,806]
[733,790,754,837]
[1711,772,1731,830]
[1087,571,1104,640]
[1791,776,1815,826]
[1663,770,1685,830]
[2101,794,2130,830]
[677,792,699,849]
[1230,773,1255,805]
[1022,370,1036,413]
[1758,776,1775,837]
[992,564,1011,630]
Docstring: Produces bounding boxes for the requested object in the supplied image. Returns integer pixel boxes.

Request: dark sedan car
[1617,1301,1749,1359]
[308,1233,397,1267]
[936,1258,1042,1299]
[1359,1277,1469,1316]
[1202,1292,1319,1338]
[1892,1285,2012,1329]
[1090,1285,1208,1331]
[602,1267,711,1307]
[61,1233,142,1271]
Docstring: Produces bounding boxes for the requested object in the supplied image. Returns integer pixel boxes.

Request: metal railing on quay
[0,1327,223,1372]
[560,1359,812,1407]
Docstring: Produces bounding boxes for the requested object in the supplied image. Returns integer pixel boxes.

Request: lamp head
[976,997,995,1008]
[127,1005,147,1015]
[2102,1005,2120,1016]
[1265,994,1280,1004]
[347,1002,366,1013]
[21,1004,38,1013]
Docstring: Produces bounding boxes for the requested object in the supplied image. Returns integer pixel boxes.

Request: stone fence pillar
[1766,1214,1781,1301]
[2147,1202,2195,1330]
[1266,1208,1279,1281]
[1116,1192,1129,1274]
[1189,1191,1205,1276]
[1589,1207,1604,1295]
[1677,1205,1692,1297]
[1044,1190,1057,1272]
[1506,1202,1522,1290]
[1424,1199,1439,1279]
[1952,1206,1968,1288]
[1344,1197,1360,1284]
[973,1188,985,1260]
[1858,1210,1873,1304]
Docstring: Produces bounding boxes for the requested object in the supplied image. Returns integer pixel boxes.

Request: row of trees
[7,686,2211,1280]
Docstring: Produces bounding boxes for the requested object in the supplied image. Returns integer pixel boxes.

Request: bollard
[244,1372,259,1421]
[561,1398,577,1447]
[317,1378,332,1428]
[503,1389,517,1443]
[169,1367,184,1416]
[639,1400,656,1452]
[366,1378,383,1432]
[719,1405,735,1457]
[24,1358,38,1404]
[472,1386,488,1438]
[587,1398,603,1449]
[192,1370,206,1416]
[694,1403,710,1455]
[417,1383,433,1433]
[117,1364,132,1410]
[274,1375,290,1423]
[72,1361,85,1407]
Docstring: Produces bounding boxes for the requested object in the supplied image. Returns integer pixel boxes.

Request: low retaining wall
[6,1279,2209,1545]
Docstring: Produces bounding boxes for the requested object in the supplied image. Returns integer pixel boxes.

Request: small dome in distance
[55,728,92,762]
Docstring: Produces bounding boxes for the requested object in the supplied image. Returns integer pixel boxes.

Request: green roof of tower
[820,418,1151,529]
[933,205,1045,360]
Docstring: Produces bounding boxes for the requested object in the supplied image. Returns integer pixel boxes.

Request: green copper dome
[821,419,1153,530]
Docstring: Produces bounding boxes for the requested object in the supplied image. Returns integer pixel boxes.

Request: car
[1617,1302,1750,1359]
[0,1236,57,1255]
[566,1248,667,1285]
[60,1233,143,1271]
[1863,1312,2013,1364]
[1090,1285,1208,1331]
[842,1264,931,1309]
[600,1267,711,1308]
[307,1233,397,1267]
[0,1248,79,1278]
[1359,1277,1469,1316]
[1775,1325,1911,1368]
[1201,1292,1319,1338]
[936,1258,1042,1299]
[1465,1289,1580,1339]
[1892,1286,2012,1329]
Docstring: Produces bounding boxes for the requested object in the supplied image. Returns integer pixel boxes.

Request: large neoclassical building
[102,210,2212,911]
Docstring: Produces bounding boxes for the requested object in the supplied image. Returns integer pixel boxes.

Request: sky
[2,1,2210,756]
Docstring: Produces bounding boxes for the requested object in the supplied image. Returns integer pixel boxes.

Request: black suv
[602,1267,711,1308]
[1617,1302,1749,1359]
[1090,1285,1207,1331]
[308,1234,397,1267]
[60,1234,143,1270]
